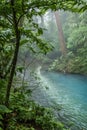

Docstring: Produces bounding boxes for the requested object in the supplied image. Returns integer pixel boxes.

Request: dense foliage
[0,84,67,130]
[50,11,87,74]
[0,0,87,129]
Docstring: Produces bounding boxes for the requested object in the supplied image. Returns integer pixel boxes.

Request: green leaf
[20,39,29,46]
[37,28,43,35]
[0,105,11,114]
[0,127,3,130]
[16,66,24,73]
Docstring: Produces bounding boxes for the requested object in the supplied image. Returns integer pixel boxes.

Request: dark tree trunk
[5,0,20,107]
[55,11,67,55]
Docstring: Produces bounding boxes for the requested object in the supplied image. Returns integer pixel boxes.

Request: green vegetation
[0,0,87,130]
[0,84,66,130]
[49,11,87,74]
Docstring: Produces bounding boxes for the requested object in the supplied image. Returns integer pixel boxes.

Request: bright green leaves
[25,0,87,13]
[21,27,53,54]
[20,39,29,46]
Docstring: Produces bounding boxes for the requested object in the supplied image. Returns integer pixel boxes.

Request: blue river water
[33,70,87,130]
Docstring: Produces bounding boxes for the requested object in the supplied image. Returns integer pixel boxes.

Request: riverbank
[31,68,87,130]
[42,63,87,76]
[16,66,87,130]
[48,55,87,75]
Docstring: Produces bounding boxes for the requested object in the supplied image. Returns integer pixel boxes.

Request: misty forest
[0,0,87,130]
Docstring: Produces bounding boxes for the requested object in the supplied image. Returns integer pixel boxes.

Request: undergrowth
[0,85,69,130]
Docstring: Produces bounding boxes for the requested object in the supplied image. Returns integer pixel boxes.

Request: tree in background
[55,11,67,55]
[50,10,87,74]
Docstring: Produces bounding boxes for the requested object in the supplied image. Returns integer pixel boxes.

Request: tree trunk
[54,11,67,55]
[5,0,20,107]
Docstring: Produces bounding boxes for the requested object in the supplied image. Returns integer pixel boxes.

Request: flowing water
[32,67,87,130]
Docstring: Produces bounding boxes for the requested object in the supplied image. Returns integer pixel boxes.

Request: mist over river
[32,67,87,130]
